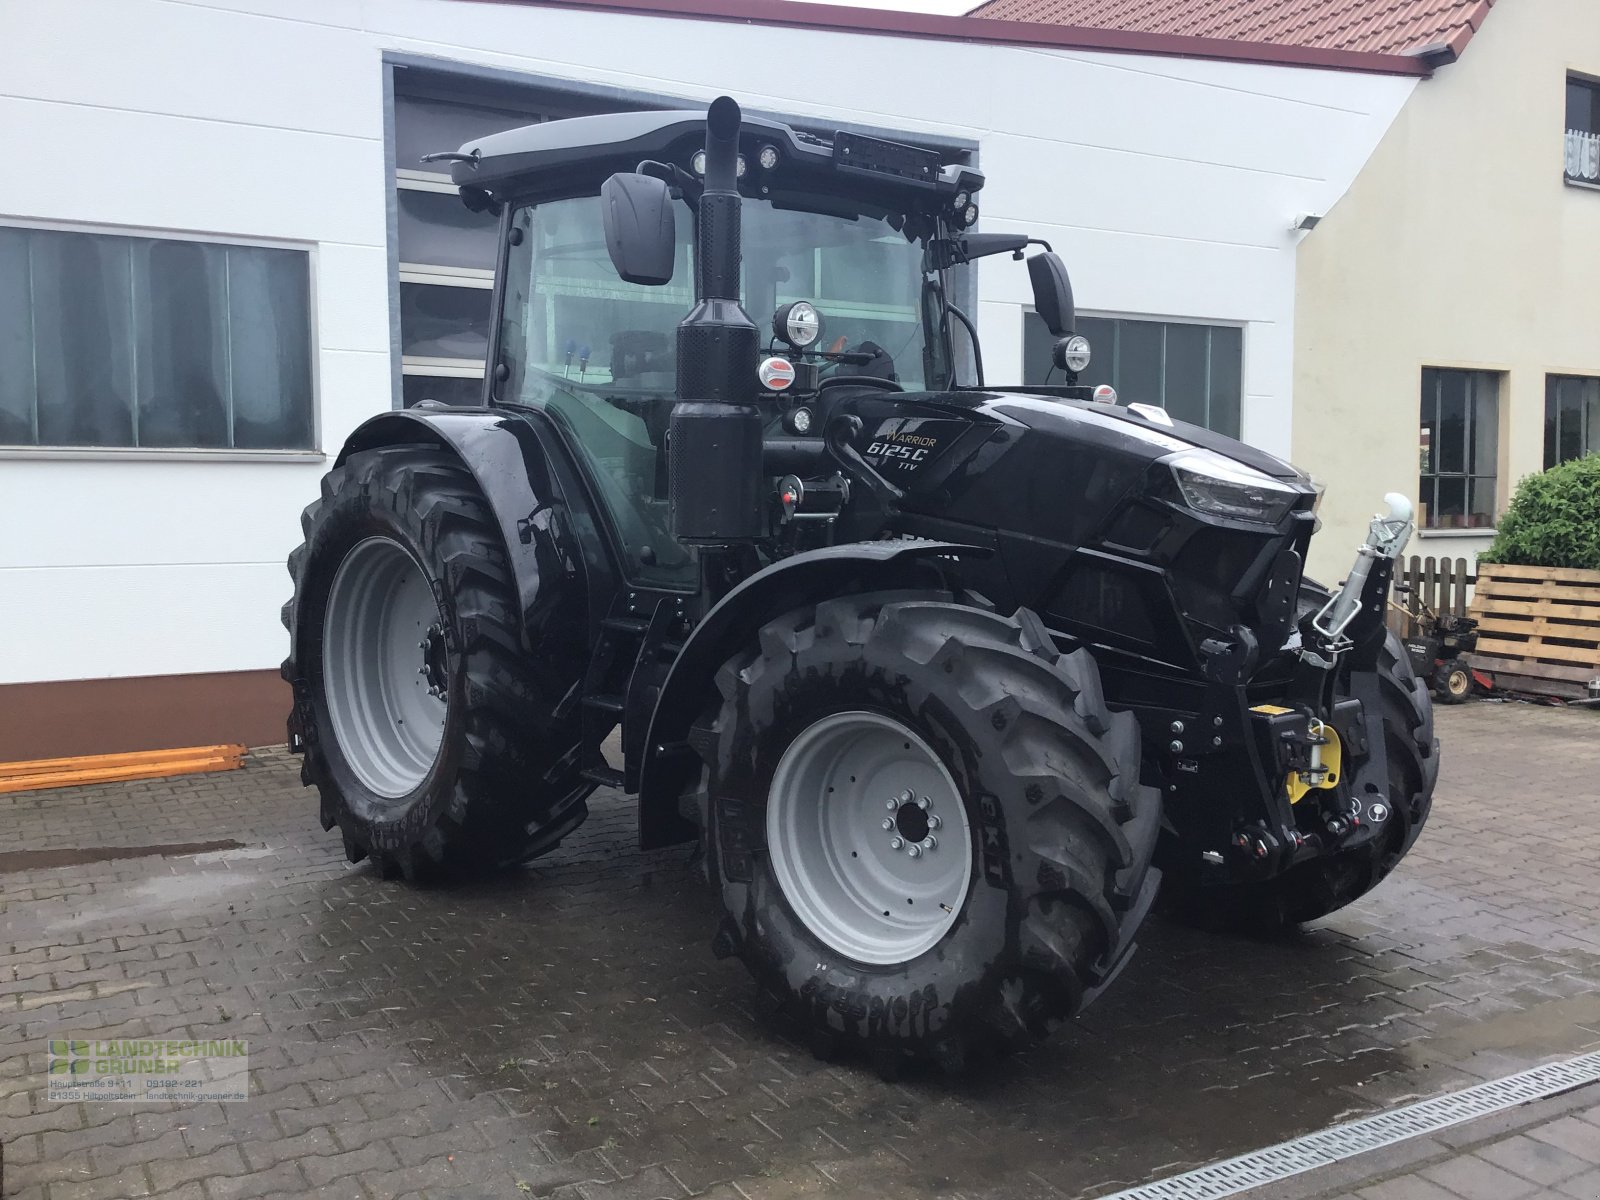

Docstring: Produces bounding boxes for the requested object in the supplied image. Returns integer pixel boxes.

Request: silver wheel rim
[767,711,972,966]
[323,536,449,799]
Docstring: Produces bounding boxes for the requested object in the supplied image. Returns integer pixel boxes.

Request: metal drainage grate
[1096,1050,1600,1200]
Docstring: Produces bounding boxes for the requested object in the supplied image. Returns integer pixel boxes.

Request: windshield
[496,194,932,585]
[500,195,931,393]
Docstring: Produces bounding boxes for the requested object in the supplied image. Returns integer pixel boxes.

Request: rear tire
[282,446,589,879]
[693,592,1160,1066]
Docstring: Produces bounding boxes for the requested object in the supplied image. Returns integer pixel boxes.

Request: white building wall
[0,0,1415,685]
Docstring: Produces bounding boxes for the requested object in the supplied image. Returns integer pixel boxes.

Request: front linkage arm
[1285,493,1416,840]
[1308,493,1416,666]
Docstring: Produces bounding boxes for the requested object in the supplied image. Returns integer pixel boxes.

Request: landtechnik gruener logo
[46,1036,249,1103]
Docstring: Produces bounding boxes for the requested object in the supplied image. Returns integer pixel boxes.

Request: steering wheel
[817,374,900,396]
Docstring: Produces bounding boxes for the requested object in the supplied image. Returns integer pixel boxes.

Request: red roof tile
[467,0,1432,75]
[967,0,1495,59]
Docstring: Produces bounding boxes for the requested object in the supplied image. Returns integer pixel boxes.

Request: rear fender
[337,407,599,646]
[638,539,990,848]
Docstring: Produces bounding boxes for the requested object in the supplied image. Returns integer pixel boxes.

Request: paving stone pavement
[1,701,1597,1200]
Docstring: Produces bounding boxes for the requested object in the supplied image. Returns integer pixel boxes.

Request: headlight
[773,300,821,349]
[1057,334,1091,373]
[1165,448,1299,525]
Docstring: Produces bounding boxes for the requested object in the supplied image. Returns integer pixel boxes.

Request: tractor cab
[446,103,1084,591]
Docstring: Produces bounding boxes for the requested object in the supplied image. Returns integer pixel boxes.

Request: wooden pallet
[1467,563,1600,699]
[0,744,245,795]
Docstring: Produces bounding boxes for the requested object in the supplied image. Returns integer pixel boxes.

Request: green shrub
[1481,453,1600,571]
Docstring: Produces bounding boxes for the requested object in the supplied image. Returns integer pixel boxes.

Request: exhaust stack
[670,96,764,545]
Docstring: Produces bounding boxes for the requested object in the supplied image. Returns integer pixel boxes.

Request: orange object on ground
[0,745,245,794]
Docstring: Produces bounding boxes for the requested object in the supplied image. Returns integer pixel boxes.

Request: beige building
[1293,0,1600,579]
[973,0,1600,581]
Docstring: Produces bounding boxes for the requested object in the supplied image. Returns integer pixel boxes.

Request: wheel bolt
[917,796,930,810]
[886,800,897,811]
[882,819,894,831]
[890,837,903,850]
[907,844,922,858]
[928,815,941,830]
[900,789,915,803]
[922,837,936,851]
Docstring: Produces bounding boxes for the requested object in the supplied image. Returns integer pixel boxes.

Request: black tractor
[283,97,1438,1068]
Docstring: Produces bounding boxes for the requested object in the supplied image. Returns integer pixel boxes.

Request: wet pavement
[2,702,1598,1200]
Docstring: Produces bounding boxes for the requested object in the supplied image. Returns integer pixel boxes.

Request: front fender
[338,406,597,648]
[638,539,989,848]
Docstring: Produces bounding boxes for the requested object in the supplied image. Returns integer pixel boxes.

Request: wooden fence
[1386,555,1475,638]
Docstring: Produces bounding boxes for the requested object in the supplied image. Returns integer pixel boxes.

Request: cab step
[580,765,625,789]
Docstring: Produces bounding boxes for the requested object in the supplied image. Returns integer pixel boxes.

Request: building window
[0,224,313,449]
[1566,74,1600,189]
[1419,368,1499,529]
[391,84,622,407]
[1545,375,1600,468]
[392,95,528,407]
[1022,312,1242,437]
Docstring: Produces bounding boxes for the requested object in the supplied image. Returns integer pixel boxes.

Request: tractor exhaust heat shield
[669,402,764,543]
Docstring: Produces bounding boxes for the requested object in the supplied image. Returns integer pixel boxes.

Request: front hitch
[1215,493,1416,878]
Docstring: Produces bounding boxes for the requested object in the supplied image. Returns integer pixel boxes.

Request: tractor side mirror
[600,172,676,286]
[1027,251,1076,337]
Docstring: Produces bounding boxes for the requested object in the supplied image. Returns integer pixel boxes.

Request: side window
[498,200,697,589]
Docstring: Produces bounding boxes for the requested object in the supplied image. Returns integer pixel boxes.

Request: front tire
[282,446,589,879]
[694,592,1160,1066]
[1434,656,1472,704]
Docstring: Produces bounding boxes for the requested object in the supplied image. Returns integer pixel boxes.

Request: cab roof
[447,106,985,220]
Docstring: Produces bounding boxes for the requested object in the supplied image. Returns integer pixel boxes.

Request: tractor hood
[952,389,1308,483]
[841,387,1318,537]
[837,386,1319,665]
